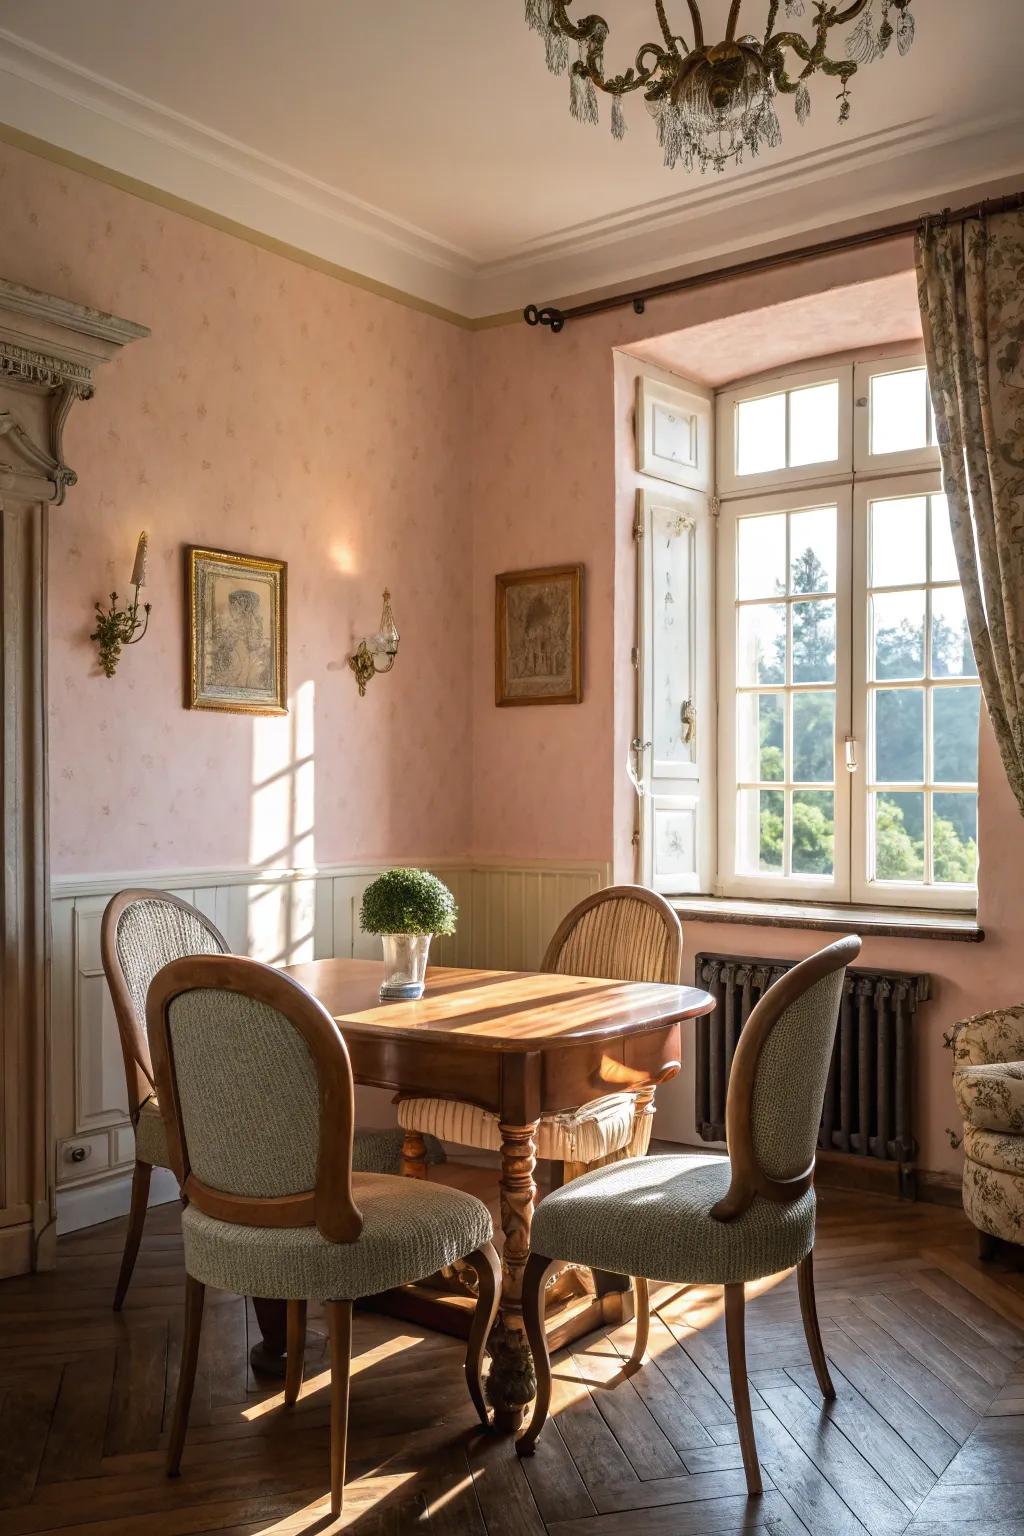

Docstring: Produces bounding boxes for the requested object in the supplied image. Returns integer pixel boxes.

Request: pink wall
[0,140,473,875]
[4,135,1022,1177]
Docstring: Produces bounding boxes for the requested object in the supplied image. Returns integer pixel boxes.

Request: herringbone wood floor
[2,1166,1024,1535]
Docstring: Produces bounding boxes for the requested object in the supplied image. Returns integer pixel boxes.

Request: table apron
[344,1021,682,1120]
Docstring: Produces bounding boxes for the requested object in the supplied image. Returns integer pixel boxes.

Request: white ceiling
[0,0,1022,318]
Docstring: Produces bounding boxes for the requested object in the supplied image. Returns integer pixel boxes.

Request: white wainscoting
[51,857,609,1232]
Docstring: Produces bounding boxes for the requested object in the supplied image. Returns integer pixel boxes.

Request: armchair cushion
[529,1152,816,1286]
[396,1092,644,1164]
[964,1126,1024,1178]
[954,1062,1024,1135]
[963,1155,1024,1246]
[181,1171,492,1301]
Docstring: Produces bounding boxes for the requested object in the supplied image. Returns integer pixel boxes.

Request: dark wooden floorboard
[4,1177,1024,1534]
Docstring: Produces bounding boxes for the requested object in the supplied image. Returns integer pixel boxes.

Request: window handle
[628,738,651,797]
[844,735,859,773]
[681,699,696,745]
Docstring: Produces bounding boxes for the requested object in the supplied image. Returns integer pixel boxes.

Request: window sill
[671,895,983,943]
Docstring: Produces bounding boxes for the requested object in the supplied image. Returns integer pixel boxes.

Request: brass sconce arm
[90,531,152,678]
[348,588,400,696]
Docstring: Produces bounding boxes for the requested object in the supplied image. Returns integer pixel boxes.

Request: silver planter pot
[379,932,432,1000]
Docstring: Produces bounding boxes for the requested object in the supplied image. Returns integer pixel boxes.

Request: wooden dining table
[251,958,715,1431]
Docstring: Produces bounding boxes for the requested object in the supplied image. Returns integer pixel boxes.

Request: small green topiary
[359,868,458,937]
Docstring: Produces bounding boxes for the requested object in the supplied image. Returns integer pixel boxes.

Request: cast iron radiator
[693,953,930,1191]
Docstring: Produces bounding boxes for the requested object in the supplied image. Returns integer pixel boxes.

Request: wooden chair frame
[148,953,501,1516]
[518,934,861,1498]
[100,889,229,1310]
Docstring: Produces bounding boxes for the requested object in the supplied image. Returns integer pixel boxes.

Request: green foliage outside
[754,546,979,885]
[360,868,458,936]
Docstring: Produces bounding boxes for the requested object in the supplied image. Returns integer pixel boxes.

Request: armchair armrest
[951,1004,1024,1070]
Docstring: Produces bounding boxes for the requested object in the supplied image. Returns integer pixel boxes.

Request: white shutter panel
[636,484,716,894]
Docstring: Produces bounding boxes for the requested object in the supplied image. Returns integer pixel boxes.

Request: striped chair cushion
[397,1091,650,1163]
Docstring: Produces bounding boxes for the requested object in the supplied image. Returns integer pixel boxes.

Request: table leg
[485,1120,540,1434]
[250,1297,288,1378]
[401,1128,429,1179]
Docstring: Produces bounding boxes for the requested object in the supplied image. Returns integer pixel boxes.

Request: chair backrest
[541,885,683,984]
[712,934,861,1222]
[101,889,229,1116]
[147,954,362,1243]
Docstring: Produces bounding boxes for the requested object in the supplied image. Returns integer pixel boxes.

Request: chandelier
[525,1,916,174]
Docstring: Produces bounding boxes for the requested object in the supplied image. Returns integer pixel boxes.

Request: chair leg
[284,1299,307,1406]
[627,1276,650,1367]
[515,1252,557,1457]
[464,1243,502,1426]
[724,1282,762,1498]
[326,1300,353,1516]
[167,1274,205,1476]
[113,1160,152,1311]
[797,1251,835,1400]
[401,1129,428,1180]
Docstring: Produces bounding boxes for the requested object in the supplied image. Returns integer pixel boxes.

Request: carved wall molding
[0,275,147,1279]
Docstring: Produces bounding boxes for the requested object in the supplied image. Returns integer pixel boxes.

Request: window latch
[844,735,859,773]
[680,699,696,745]
[627,738,651,798]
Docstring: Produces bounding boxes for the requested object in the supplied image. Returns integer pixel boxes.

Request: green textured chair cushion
[530,1153,816,1286]
[133,1100,443,1178]
[181,1171,492,1301]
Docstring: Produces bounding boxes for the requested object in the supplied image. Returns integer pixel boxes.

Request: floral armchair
[951,1004,1024,1255]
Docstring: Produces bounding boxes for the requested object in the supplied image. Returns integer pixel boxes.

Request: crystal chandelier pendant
[524,0,915,175]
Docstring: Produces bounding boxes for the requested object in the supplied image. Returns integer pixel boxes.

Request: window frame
[853,352,937,475]
[716,363,853,497]
[717,483,854,902]
[851,470,980,910]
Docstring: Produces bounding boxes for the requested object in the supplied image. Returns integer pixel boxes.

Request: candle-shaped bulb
[130,531,149,590]
[379,588,399,655]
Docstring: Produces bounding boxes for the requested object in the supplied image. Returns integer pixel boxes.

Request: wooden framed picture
[185,546,287,715]
[495,564,582,707]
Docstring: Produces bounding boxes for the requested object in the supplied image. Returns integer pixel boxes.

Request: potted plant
[359,868,458,1000]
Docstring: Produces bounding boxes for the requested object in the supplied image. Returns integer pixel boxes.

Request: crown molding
[1,26,1022,326]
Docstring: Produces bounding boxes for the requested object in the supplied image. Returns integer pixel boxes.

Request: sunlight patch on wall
[247,680,317,964]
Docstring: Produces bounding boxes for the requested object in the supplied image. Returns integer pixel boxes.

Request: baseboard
[56,1165,179,1235]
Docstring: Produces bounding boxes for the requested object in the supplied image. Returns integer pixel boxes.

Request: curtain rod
[522,189,1024,334]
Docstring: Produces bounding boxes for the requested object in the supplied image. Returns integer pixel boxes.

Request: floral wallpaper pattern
[0,140,473,875]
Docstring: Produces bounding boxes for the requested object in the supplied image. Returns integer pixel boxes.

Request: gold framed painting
[186,546,287,715]
[495,563,583,707]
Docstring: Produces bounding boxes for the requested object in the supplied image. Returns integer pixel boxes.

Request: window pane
[930,494,958,582]
[870,496,927,587]
[873,590,925,680]
[874,792,925,880]
[737,513,786,599]
[870,367,929,455]
[792,599,835,682]
[789,506,836,594]
[737,604,785,685]
[737,393,786,475]
[793,790,834,876]
[932,793,978,885]
[738,692,784,782]
[875,688,924,782]
[793,692,835,782]
[931,587,977,678]
[933,687,980,782]
[737,788,784,873]
[789,382,839,467]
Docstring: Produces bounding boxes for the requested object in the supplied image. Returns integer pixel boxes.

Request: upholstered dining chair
[147,953,500,1516]
[516,934,861,1498]
[102,888,430,1310]
[396,885,684,1180]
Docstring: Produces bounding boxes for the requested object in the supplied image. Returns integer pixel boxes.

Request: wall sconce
[90,531,152,678]
[348,588,399,696]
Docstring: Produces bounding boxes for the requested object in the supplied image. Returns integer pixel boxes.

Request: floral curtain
[916,209,1024,814]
